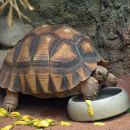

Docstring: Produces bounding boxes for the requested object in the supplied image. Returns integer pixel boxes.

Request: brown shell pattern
[0,25,103,94]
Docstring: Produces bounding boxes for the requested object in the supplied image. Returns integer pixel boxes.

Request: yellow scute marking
[33,36,53,61]
[19,74,26,92]
[51,43,77,61]
[33,25,51,34]
[37,72,49,93]
[25,69,37,94]
[80,41,93,53]
[8,71,16,91]
[51,73,62,92]
[54,26,79,39]
[84,62,97,70]
[5,49,15,64]
[64,28,71,33]
[16,36,32,62]
[66,73,73,89]
[76,67,86,80]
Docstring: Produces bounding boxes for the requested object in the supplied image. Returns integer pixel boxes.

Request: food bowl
[67,87,130,121]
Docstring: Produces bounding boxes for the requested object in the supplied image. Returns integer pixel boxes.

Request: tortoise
[0,25,117,112]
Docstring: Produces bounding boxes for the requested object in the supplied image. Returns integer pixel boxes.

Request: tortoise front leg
[81,76,100,100]
[2,90,19,112]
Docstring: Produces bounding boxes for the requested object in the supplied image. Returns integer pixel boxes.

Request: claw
[85,90,99,100]
[2,91,18,112]
[2,103,17,112]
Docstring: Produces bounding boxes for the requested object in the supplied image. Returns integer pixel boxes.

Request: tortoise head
[94,65,109,82]
[94,65,117,86]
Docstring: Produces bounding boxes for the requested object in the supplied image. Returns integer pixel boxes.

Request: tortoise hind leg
[2,90,19,112]
[81,76,100,100]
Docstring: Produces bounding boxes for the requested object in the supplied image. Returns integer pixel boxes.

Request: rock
[0,17,33,48]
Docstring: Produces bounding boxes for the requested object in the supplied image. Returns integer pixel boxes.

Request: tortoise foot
[81,76,100,100]
[82,87,99,100]
[2,91,18,112]
[2,103,16,112]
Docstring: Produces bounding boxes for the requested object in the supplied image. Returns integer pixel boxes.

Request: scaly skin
[2,90,19,112]
[94,65,117,86]
[81,76,100,100]
[81,66,117,100]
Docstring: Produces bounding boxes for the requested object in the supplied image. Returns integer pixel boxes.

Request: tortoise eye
[98,72,102,75]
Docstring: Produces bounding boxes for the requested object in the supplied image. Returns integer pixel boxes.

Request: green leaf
[1,125,14,130]
[94,122,105,126]
[60,121,72,126]
[0,108,8,117]
[126,108,130,113]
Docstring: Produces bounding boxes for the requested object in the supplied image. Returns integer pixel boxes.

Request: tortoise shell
[0,25,106,95]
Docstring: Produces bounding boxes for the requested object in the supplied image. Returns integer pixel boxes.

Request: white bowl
[67,87,130,121]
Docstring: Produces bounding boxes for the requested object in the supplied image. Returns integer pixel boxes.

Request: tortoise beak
[107,73,117,86]
[103,71,109,81]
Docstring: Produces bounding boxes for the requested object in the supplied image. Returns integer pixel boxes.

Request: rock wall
[95,0,130,75]
[2,0,130,75]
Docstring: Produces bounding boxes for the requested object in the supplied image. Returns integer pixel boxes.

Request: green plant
[0,0,34,26]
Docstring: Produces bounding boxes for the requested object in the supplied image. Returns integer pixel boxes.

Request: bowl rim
[67,87,130,121]
[69,87,125,103]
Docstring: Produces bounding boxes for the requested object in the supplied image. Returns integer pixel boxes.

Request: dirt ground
[0,79,130,130]
[0,50,130,130]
